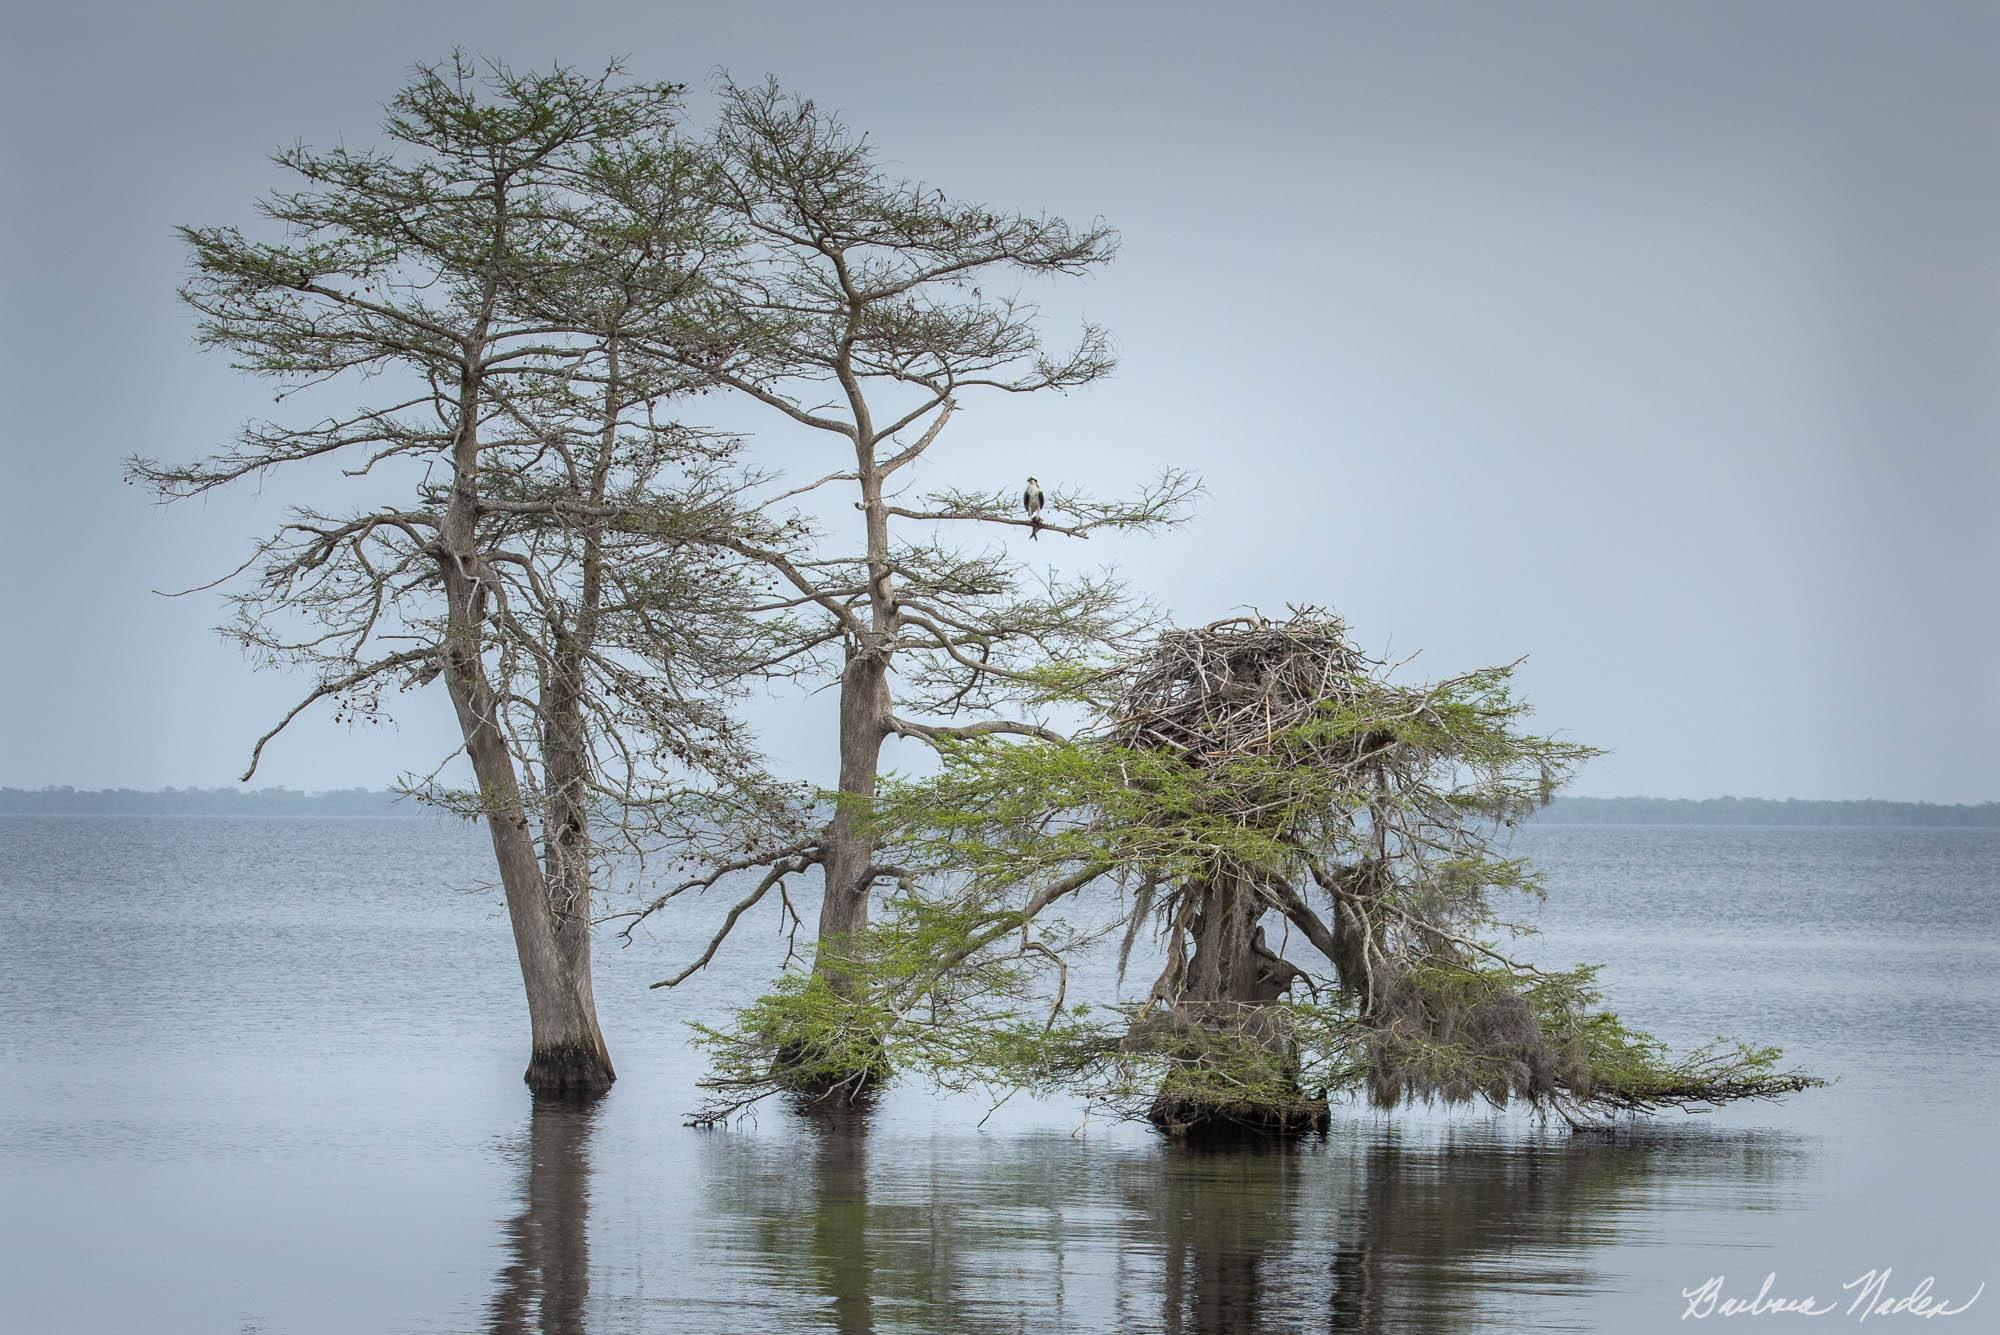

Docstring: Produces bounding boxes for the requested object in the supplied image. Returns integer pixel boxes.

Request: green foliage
[689,613,1819,1130]
[689,970,894,1115]
[692,929,1816,1129]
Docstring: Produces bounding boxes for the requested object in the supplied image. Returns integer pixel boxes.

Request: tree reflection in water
[1149,1127,1801,1334]
[497,1108,1806,1333]
[805,1110,875,1335]
[487,1094,601,1335]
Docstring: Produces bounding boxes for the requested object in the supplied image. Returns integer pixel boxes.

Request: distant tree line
[1538,797,2000,827]
[10,788,1991,827]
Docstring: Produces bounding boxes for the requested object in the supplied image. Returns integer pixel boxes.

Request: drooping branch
[240,649,435,781]
[610,838,823,944]
[650,851,821,988]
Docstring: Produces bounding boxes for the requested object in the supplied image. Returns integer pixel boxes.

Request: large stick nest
[1104,608,1387,765]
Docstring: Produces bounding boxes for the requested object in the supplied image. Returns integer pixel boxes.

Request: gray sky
[3,1,1994,801]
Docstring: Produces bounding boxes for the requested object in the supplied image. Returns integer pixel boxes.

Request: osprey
[1023,476,1045,540]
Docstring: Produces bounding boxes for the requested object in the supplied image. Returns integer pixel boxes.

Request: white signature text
[1682,1270,1984,1322]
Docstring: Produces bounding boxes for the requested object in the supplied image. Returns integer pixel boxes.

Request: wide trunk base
[785,1072,883,1111]
[1147,1090,1331,1143]
[525,1040,616,1097]
[788,1082,881,1130]
[775,1040,889,1115]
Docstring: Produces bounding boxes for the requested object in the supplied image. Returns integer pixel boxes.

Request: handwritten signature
[1683,1270,1985,1321]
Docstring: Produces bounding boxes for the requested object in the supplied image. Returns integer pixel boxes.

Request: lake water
[1,818,1994,1333]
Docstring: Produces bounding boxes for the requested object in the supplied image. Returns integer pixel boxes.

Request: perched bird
[1023,476,1045,540]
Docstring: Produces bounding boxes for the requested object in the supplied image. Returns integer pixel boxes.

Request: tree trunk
[816,362,894,993]
[784,644,893,1102]
[816,646,891,975]
[436,294,612,1098]
[536,632,617,1096]
[1144,873,1327,1140]
[786,335,898,1100]
[441,611,615,1095]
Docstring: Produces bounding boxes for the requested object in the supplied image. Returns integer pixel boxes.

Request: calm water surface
[1,819,1994,1333]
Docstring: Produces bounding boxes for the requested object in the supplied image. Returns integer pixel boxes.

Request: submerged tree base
[776,1045,890,1115]
[786,1076,884,1125]
[524,1040,616,1098]
[1147,1090,1331,1143]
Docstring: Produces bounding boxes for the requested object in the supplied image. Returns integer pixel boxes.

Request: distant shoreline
[2,788,1996,828]
[1539,796,2000,827]
[0,788,422,818]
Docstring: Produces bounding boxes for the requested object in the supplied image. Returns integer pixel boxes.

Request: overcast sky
[2,1,1994,801]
